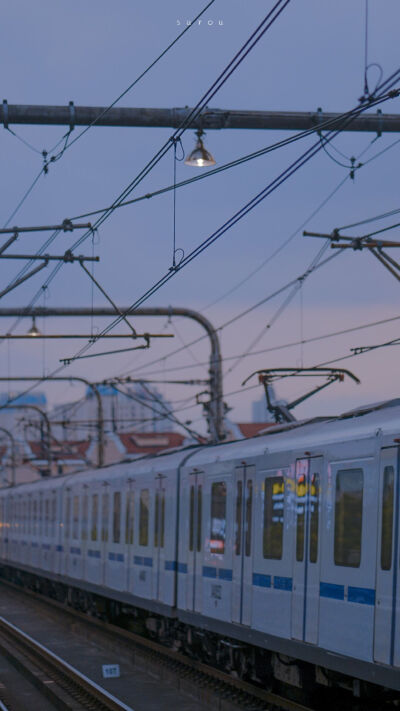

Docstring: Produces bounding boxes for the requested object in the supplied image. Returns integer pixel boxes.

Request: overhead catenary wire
[2,1,215,230]
[223,240,334,376]
[51,0,217,160]
[3,85,400,418]
[0,3,295,413]
[119,110,400,380]
[128,312,400,379]
[70,0,293,253]
[78,86,400,351]
[109,383,203,441]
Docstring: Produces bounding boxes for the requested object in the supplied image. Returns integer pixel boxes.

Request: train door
[85,485,102,585]
[186,471,203,612]
[81,487,89,581]
[232,465,254,626]
[125,478,136,593]
[100,484,111,585]
[131,482,154,601]
[292,457,322,644]
[374,447,400,665]
[153,474,166,600]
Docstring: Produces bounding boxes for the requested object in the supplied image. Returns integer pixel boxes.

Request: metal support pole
[0,306,225,442]
[1,104,400,134]
[0,377,104,467]
[5,404,52,476]
[0,426,16,486]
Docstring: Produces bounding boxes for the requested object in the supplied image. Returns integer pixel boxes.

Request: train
[0,397,400,704]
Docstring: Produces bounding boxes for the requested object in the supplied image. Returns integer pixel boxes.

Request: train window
[189,485,194,552]
[154,491,165,549]
[197,485,202,553]
[32,499,38,536]
[23,500,27,534]
[334,468,363,568]
[263,476,284,560]
[381,465,394,571]
[91,494,98,541]
[44,499,50,537]
[160,492,165,549]
[101,493,109,542]
[210,482,226,555]
[296,473,306,562]
[38,496,43,537]
[65,497,70,539]
[235,481,242,556]
[27,497,31,535]
[113,492,121,544]
[245,480,253,557]
[309,473,320,564]
[51,496,56,537]
[139,489,149,547]
[72,496,79,540]
[82,494,88,541]
[125,491,134,545]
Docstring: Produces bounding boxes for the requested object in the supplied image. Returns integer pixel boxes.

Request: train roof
[3,399,400,493]
[184,398,400,467]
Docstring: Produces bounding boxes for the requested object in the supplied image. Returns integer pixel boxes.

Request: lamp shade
[28,316,40,337]
[185,130,216,168]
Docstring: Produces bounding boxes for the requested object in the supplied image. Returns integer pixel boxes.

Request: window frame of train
[319,457,375,662]
[253,464,292,639]
[103,481,127,592]
[374,446,400,666]
[184,469,204,612]
[232,464,255,626]
[291,457,323,644]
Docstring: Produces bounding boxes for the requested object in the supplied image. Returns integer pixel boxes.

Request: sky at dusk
[1,1,400,434]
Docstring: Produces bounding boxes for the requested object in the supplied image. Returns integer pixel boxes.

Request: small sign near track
[102,664,121,679]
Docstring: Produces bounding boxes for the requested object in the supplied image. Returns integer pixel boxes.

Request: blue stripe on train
[274,576,292,591]
[134,555,153,567]
[202,566,232,581]
[165,560,188,572]
[253,573,271,588]
[320,582,344,600]
[88,549,101,558]
[108,552,124,562]
[348,586,375,605]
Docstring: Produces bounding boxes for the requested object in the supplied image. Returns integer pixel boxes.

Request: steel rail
[0,614,134,711]
[0,578,315,711]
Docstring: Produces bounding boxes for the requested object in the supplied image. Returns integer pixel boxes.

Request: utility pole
[0,306,225,442]
[1,102,399,134]
[0,426,16,486]
[4,404,52,476]
[0,377,104,467]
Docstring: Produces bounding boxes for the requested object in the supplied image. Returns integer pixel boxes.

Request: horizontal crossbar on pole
[1,103,399,133]
[0,333,173,339]
[0,222,92,235]
[0,253,99,262]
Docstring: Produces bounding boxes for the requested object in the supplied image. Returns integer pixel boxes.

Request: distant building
[116,431,185,458]
[51,384,174,440]
[224,419,275,441]
[251,395,273,423]
[0,391,47,432]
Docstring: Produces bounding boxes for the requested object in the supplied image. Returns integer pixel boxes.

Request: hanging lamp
[184,129,216,167]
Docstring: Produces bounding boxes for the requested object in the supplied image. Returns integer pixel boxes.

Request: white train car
[1,399,400,700]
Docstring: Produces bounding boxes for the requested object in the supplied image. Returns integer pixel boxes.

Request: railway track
[0,577,314,711]
[0,609,133,711]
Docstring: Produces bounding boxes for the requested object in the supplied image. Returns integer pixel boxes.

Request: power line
[53,0,217,158]
[69,0,293,253]
[128,312,400,378]
[91,90,399,338]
